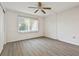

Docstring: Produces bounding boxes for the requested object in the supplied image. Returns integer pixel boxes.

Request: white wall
[0,5,4,53]
[5,5,79,46]
[44,13,57,39]
[57,6,79,45]
[5,10,44,42]
[45,6,79,45]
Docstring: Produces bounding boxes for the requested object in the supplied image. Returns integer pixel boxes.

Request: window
[18,16,39,32]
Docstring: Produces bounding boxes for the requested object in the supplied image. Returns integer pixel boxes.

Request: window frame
[17,15,39,33]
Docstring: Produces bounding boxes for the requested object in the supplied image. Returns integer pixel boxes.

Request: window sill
[18,31,39,34]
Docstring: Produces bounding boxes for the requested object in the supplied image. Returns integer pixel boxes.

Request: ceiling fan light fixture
[28,2,51,14]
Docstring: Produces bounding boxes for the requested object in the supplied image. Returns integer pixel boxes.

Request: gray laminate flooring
[1,37,79,56]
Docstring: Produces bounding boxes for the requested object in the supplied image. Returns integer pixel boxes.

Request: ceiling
[2,2,79,16]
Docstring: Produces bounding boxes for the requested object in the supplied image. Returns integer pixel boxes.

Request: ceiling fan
[28,2,52,14]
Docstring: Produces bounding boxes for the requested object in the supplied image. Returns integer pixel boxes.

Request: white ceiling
[2,2,79,16]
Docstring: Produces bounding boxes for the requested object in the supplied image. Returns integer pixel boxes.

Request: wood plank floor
[1,37,79,56]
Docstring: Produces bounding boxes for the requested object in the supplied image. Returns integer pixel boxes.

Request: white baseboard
[58,39,79,46]
[45,36,79,46]
[6,36,45,44]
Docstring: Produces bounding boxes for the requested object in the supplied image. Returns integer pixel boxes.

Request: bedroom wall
[45,6,79,45]
[5,5,79,46]
[57,6,79,45]
[5,10,44,42]
[44,13,57,39]
[0,5,5,53]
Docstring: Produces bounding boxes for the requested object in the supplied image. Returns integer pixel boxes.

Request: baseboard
[46,36,79,46]
[6,36,45,44]
[58,39,79,46]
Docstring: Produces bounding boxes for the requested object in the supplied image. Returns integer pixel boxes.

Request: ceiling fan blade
[34,9,39,13]
[41,9,46,14]
[43,7,51,9]
[28,7,37,8]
